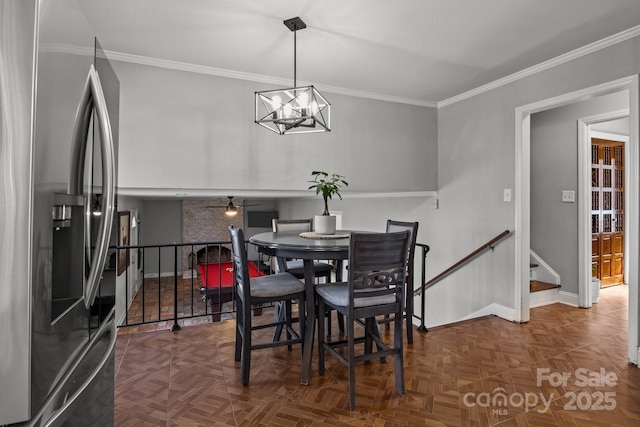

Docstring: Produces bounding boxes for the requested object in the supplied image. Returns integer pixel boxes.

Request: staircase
[530,262,561,307]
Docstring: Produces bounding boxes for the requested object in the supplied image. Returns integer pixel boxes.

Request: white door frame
[515,75,639,364]
[578,126,629,308]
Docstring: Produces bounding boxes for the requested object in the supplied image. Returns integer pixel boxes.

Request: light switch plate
[503,189,512,202]
[562,190,575,203]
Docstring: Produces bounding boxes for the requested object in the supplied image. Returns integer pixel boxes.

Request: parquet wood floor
[115,285,639,426]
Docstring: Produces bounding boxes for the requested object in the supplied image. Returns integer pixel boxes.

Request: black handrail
[117,240,259,328]
[414,230,512,297]
[415,243,430,332]
[172,246,181,331]
[116,239,435,332]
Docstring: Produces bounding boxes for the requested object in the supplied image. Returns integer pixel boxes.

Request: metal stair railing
[412,230,512,332]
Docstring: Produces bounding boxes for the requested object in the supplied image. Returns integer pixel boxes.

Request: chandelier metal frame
[255,17,331,135]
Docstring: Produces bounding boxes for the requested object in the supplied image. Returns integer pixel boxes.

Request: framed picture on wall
[117,211,130,276]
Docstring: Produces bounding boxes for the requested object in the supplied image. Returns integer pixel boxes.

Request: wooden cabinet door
[591,138,624,287]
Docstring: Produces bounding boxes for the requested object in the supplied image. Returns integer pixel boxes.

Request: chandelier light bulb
[283,102,293,118]
[298,92,309,108]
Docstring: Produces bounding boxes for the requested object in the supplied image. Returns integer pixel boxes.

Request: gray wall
[530,91,629,295]
[110,35,640,329]
[432,36,640,324]
[111,61,438,194]
[592,117,630,134]
[141,199,182,275]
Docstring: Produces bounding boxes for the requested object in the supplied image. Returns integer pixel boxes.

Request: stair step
[530,280,560,293]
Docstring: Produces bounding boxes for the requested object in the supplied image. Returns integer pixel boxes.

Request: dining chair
[379,220,419,344]
[271,218,342,336]
[271,218,333,281]
[316,231,410,410]
[228,226,306,386]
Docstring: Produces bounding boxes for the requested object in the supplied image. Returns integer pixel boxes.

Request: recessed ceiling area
[79,0,640,106]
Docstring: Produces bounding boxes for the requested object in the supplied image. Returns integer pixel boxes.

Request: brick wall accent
[181,199,244,276]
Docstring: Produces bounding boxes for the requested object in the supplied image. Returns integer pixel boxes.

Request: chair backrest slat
[386,220,419,285]
[229,226,251,298]
[348,231,410,301]
[272,218,313,233]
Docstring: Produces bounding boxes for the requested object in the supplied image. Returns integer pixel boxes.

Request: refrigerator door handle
[68,64,116,309]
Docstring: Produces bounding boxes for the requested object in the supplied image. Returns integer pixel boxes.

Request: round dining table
[249,230,351,385]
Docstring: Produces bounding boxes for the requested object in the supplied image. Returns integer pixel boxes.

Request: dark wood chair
[316,231,410,410]
[271,218,333,281]
[379,220,419,343]
[228,226,306,386]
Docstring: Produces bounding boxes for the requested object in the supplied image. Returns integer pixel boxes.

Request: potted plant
[308,171,348,234]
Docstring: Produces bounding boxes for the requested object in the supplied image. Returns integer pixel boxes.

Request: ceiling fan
[206,196,261,217]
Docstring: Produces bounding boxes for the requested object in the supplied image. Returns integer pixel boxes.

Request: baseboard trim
[415,303,516,330]
[559,291,579,307]
[421,315,496,331]
[457,303,517,324]
[143,271,182,279]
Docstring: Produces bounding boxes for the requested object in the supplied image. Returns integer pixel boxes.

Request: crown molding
[103,24,640,110]
[39,42,93,55]
[105,50,438,108]
[438,25,640,108]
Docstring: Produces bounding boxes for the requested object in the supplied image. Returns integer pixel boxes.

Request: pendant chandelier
[255,17,331,135]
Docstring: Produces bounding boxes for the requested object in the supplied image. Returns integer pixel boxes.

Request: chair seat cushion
[250,272,305,298]
[316,282,396,308]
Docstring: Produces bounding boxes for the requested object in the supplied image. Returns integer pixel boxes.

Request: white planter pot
[591,278,601,304]
[314,215,336,235]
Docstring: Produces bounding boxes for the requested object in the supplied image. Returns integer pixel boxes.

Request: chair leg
[317,299,326,376]
[367,320,387,364]
[286,300,293,351]
[336,313,344,334]
[364,317,374,365]
[272,301,284,342]
[347,315,356,410]
[298,295,306,345]
[319,275,335,337]
[298,294,306,373]
[334,264,346,334]
[405,287,414,344]
[241,303,252,386]
[337,313,345,333]
[394,307,405,396]
[235,300,243,362]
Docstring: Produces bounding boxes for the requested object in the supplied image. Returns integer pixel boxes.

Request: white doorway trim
[515,75,639,364]
[578,125,630,309]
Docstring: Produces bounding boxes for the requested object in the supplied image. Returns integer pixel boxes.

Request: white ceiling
[79,0,640,106]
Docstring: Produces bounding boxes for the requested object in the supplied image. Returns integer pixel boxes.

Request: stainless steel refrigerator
[0,0,119,425]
